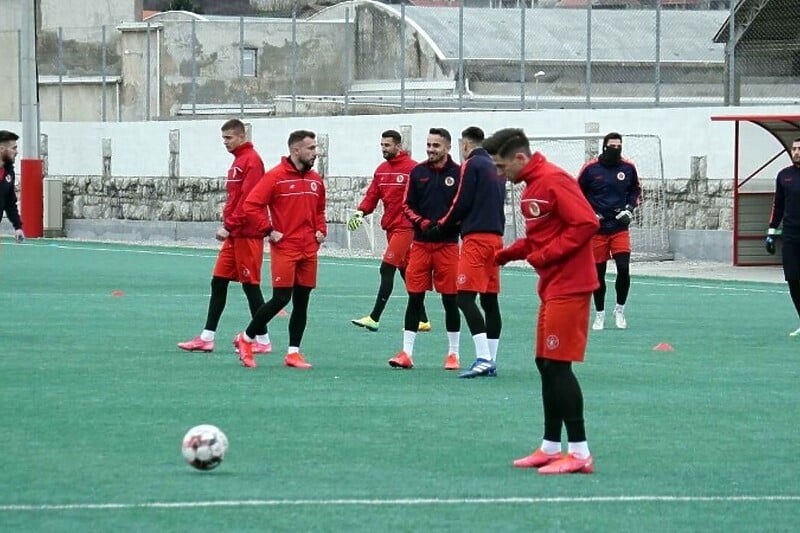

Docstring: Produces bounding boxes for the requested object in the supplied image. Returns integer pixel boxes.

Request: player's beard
[793,153,800,167]
[0,151,11,166]
[298,156,315,172]
[383,151,397,161]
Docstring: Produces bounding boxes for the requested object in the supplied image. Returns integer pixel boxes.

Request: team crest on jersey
[396,174,405,183]
[528,201,541,217]
[3,174,10,183]
[617,172,626,181]
[457,273,467,286]
[310,181,318,191]
[386,251,395,260]
[546,334,559,350]
[444,176,455,187]
[242,267,250,279]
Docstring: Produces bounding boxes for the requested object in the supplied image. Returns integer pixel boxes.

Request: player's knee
[457,291,477,311]
[271,287,293,308]
[379,262,397,278]
[211,276,229,292]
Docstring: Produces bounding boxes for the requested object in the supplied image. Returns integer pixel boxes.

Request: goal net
[339,133,670,262]
[519,133,671,261]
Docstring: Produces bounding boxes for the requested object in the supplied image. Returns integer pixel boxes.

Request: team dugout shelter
[711,114,800,266]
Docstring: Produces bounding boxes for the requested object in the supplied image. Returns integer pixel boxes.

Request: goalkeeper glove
[765,228,777,255]
[494,249,513,266]
[615,205,634,226]
[347,211,364,231]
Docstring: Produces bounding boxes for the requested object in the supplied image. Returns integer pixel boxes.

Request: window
[241,48,257,77]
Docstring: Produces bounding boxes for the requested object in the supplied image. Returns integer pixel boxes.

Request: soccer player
[177,119,271,354]
[436,126,506,378]
[487,128,598,475]
[348,130,430,333]
[234,130,326,370]
[577,132,641,331]
[765,137,800,336]
[0,130,24,244]
[387,128,462,370]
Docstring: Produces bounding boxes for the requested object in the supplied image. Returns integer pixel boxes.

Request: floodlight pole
[20,0,43,237]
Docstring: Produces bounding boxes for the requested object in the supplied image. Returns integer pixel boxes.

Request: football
[181,424,228,471]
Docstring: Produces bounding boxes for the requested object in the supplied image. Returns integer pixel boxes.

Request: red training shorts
[535,293,591,362]
[405,241,459,295]
[269,246,318,288]
[591,230,631,263]
[213,237,264,285]
[383,228,414,269]
[457,233,503,294]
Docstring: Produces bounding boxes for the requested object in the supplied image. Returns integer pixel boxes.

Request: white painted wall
[1,105,796,181]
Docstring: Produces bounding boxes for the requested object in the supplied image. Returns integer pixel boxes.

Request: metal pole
[400,2,406,112]
[458,3,464,110]
[291,8,297,116]
[191,18,197,116]
[585,3,592,107]
[21,0,40,157]
[17,30,23,122]
[57,27,63,121]
[344,7,351,115]
[520,4,526,110]
[239,16,245,117]
[20,0,43,237]
[101,25,107,121]
[655,1,661,106]
[146,23,151,120]
[727,0,736,105]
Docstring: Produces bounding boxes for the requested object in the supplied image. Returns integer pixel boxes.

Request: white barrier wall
[0,105,795,181]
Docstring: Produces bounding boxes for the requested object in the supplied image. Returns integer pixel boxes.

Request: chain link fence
[0,2,796,121]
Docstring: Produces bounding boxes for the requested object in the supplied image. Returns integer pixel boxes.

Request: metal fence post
[17,30,22,121]
[57,27,63,121]
[457,3,464,110]
[102,25,107,122]
[520,4,526,111]
[316,133,329,179]
[655,1,661,106]
[239,16,245,117]
[400,3,406,112]
[585,4,592,108]
[291,8,297,117]
[191,18,197,116]
[400,125,412,158]
[169,129,180,178]
[146,23,152,120]
[102,138,112,179]
[344,7,351,116]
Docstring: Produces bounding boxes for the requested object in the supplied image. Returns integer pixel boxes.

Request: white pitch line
[2,495,800,512]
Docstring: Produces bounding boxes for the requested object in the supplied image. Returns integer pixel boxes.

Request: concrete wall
[147,12,350,117]
[1,104,790,181]
[40,0,142,31]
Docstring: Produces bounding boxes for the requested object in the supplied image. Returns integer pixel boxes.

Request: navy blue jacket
[403,156,461,243]
[440,147,505,237]
[0,162,22,230]
[769,164,800,238]
[577,158,641,235]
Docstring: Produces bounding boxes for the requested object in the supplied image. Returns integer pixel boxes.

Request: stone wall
[59,172,735,231]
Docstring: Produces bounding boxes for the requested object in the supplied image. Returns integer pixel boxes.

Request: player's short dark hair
[428,128,451,143]
[793,137,800,144]
[221,119,245,134]
[381,130,402,144]
[603,132,622,148]
[288,129,316,147]
[0,130,19,143]
[484,128,531,159]
[461,126,484,144]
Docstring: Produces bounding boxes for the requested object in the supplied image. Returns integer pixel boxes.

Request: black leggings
[405,292,459,332]
[593,252,630,312]
[457,291,502,339]
[535,358,586,443]
[204,276,266,335]
[370,262,428,323]
[246,285,312,347]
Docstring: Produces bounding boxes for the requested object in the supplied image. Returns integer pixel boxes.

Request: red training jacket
[502,152,599,301]
[244,156,327,252]
[357,151,417,231]
[222,141,266,238]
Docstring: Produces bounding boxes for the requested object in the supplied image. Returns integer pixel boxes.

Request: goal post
[518,133,671,261]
